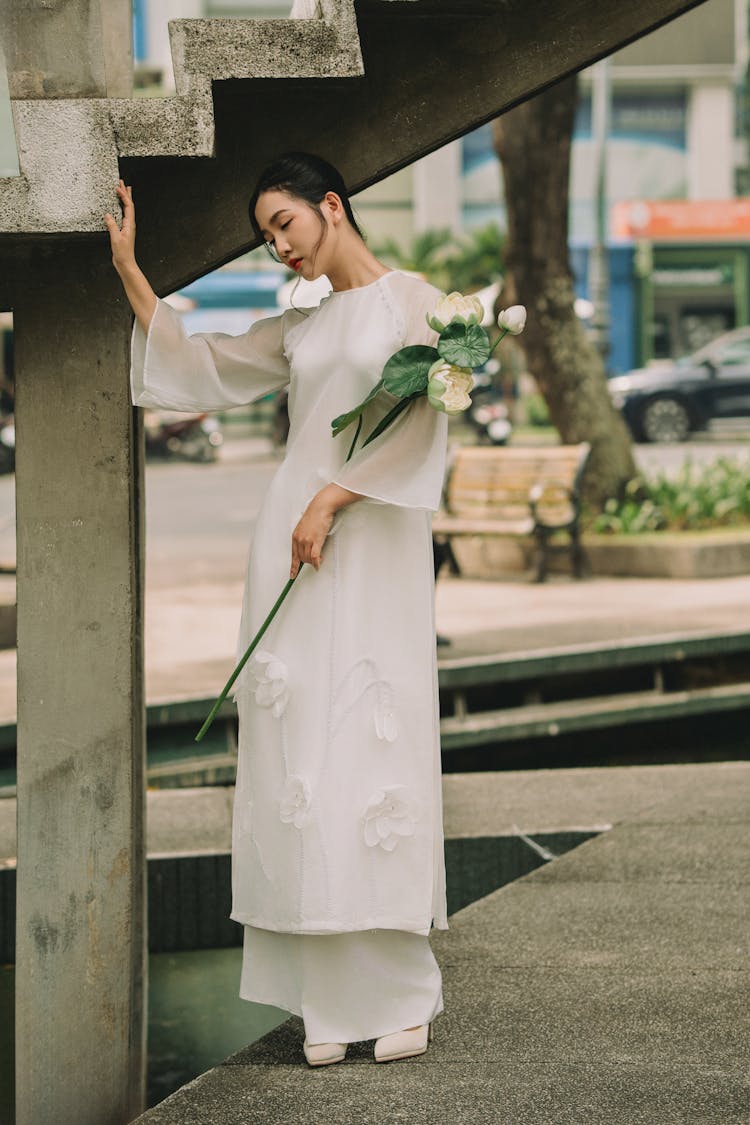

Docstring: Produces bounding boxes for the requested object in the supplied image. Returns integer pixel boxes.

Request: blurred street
[0,431,749,718]
[1,430,749,587]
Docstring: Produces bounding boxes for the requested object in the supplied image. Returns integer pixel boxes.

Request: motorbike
[467,372,512,445]
[143,410,223,463]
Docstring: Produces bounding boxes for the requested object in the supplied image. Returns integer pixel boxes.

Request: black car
[608,326,750,442]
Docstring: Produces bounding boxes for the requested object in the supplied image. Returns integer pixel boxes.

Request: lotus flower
[426,359,474,415]
[427,291,484,333]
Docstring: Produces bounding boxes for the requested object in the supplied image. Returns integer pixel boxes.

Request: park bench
[432,443,591,583]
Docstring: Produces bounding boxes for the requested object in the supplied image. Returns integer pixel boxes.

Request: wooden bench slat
[433,516,535,535]
[435,442,591,581]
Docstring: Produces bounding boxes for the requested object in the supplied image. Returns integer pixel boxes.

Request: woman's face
[255,188,335,280]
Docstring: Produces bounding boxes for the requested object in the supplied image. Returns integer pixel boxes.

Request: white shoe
[374,1022,433,1063]
[303,1038,347,1066]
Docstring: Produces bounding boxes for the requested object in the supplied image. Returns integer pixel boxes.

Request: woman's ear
[322,190,345,226]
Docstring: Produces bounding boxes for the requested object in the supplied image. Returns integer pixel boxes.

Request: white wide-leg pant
[240,924,444,1044]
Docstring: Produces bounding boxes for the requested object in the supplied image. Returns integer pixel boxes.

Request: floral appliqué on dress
[362,785,420,851]
[248,649,289,718]
[279,775,312,829]
[332,658,398,743]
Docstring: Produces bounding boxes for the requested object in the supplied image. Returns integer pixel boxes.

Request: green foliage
[437,322,491,368]
[524,392,550,427]
[331,378,384,436]
[382,345,438,396]
[591,458,750,534]
[373,228,459,291]
[445,223,506,293]
[373,223,505,293]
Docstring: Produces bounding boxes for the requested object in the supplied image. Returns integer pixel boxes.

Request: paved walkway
[134,760,750,1124]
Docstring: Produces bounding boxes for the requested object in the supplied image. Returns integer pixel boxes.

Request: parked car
[608,325,750,442]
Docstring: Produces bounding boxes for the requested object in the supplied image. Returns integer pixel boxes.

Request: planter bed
[447,527,750,580]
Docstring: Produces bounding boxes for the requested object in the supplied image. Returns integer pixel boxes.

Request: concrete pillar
[687,83,734,199]
[0,0,131,99]
[13,247,146,1125]
[101,0,134,99]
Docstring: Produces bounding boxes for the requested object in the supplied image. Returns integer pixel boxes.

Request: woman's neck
[325,237,391,293]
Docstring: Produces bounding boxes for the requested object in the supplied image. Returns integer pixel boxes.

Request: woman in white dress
[105,152,450,1067]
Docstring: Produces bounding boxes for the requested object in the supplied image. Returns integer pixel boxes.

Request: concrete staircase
[1,0,707,254]
[0,2,362,233]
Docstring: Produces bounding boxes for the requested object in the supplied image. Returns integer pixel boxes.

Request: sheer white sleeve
[130,297,296,412]
[331,278,448,511]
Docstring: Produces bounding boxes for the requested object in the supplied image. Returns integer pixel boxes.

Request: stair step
[440,681,750,749]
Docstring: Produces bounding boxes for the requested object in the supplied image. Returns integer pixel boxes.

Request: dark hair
[248,151,366,265]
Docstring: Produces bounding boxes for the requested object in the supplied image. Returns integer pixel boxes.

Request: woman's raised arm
[104,180,157,333]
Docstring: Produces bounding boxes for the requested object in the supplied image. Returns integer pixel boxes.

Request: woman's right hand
[104,179,136,274]
[104,181,157,331]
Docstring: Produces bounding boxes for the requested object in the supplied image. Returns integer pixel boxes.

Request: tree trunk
[492,73,637,507]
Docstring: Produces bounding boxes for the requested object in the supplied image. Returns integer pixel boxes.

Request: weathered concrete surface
[132,760,750,1124]
[0,0,708,235]
[12,245,147,1125]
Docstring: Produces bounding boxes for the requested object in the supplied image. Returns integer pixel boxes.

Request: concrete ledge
[450,529,750,580]
[583,529,750,579]
[0,761,732,865]
[131,762,750,1124]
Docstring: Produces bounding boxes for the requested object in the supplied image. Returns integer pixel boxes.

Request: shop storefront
[613,200,750,366]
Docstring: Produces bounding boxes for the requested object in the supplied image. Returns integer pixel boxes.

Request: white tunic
[131,268,450,937]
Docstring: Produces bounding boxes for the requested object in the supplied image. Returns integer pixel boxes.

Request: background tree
[374,223,504,293]
[492,73,637,507]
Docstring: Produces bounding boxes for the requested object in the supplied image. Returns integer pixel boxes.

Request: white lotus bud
[497,305,527,335]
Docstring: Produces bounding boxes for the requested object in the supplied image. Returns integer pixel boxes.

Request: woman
[105,152,449,1067]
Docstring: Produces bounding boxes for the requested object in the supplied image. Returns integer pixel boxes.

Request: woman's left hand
[291,495,335,578]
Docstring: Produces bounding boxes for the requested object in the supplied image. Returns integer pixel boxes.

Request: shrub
[524,392,550,428]
[590,457,750,534]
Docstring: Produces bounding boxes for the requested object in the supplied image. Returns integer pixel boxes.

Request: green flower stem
[361,393,420,448]
[487,326,509,359]
[195,567,304,742]
[346,413,363,462]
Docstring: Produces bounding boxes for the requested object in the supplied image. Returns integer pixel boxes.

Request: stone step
[0,2,362,233]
